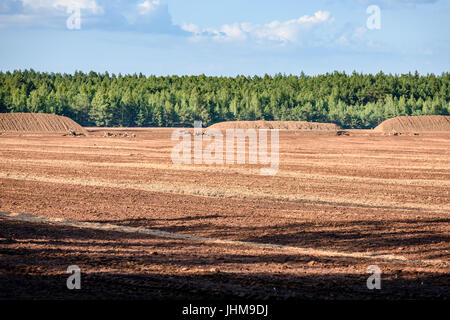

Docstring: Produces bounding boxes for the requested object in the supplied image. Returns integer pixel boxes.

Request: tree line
[0,69,449,129]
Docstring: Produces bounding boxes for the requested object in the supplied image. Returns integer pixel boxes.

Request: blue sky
[0,0,448,76]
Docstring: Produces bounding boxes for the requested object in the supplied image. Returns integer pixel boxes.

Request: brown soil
[374,115,450,133]
[208,120,341,131]
[0,113,87,135]
[0,128,449,300]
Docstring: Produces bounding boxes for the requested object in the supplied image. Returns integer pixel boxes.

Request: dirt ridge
[375,115,450,133]
[0,113,87,135]
[208,120,341,131]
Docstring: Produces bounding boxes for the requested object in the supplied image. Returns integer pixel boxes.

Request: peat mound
[374,115,450,133]
[0,113,87,135]
[208,121,341,131]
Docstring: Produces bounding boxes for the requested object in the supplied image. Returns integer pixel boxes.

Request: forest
[0,70,449,128]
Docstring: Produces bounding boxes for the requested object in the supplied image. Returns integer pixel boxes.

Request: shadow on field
[1,270,448,300]
[0,218,449,300]
[83,216,450,260]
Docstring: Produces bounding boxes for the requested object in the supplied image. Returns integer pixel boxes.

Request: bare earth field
[0,128,449,300]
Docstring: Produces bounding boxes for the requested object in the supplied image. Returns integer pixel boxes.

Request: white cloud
[181,23,201,34]
[0,0,102,28]
[1,2,332,41]
[335,25,364,46]
[0,0,185,34]
[182,11,333,43]
[331,24,388,52]
[0,13,38,28]
[137,0,160,15]
[123,0,167,26]
[21,0,102,13]
[353,0,439,7]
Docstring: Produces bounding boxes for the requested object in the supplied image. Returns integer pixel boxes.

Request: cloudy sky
[0,0,448,75]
